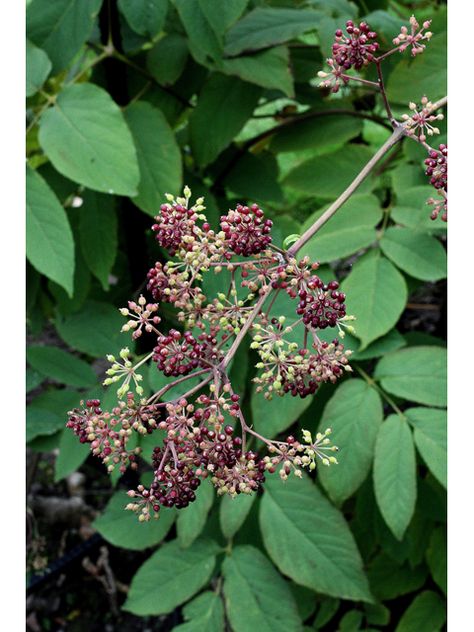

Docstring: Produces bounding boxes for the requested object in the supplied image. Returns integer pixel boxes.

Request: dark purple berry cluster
[152,329,203,377]
[220,203,273,256]
[152,202,198,256]
[425,144,447,191]
[332,21,379,70]
[296,279,346,329]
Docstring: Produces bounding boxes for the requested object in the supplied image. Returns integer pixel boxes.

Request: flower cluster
[220,203,273,256]
[332,21,379,70]
[393,15,432,56]
[402,96,444,143]
[425,144,448,221]
[66,187,350,522]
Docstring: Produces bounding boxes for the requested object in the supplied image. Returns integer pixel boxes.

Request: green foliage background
[26,0,447,629]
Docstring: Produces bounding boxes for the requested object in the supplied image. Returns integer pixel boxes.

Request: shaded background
[26,0,447,630]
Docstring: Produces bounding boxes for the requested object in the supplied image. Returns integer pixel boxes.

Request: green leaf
[259,473,373,602]
[173,591,225,632]
[317,379,383,504]
[26,40,51,97]
[426,528,447,595]
[27,345,96,388]
[27,0,102,72]
[224,152,284,203]
[55,427,90,481]
[26,167,75,296]
[118,0,168,38]
[173,0,223,67]
[300,194,382,263]
[380,227,446,281]
[79,190,118,290]
[146,34,188,85]
[406,407,447,488]
[27,405,64,442]
[222,46,294,97]
[342,251,407,349]
[387,32,447,104]
[224,8,322,56]
[123,538,220,615]
[313,597,340,629]
[39,83,139,196]
[391,186,447,234]
[124,101,182,215]
[271,114,363,153]
[223,545,301,632]
[353,329,406,360]
[395,591,446,632]
[177,481,214,548]
[252,390,313,439]
[373,416,417,540]
[219,493,256,540]
[55,300,126,358]
[198,0,249,37]
[374,346,447,407]
[189,74,261,167]
[367,554,428,601]
[284,145,374,199]
[26,368,44,394]
[94,492,175,550]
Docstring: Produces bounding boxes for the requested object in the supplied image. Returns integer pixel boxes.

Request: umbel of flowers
[317,15,447,221]
[67,187,347,521]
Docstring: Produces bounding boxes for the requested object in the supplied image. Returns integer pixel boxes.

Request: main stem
[287,125,405,255]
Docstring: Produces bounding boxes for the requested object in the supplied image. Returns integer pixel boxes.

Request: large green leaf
[406,407,447,488]
[26,167,75,296]
[373,416,417,540]
[300,194,382,263]
[222,46,294,97]
[79,191,118,290]
[118,0,168,38]
[284,145,374,199]
[27,0,102,72]
[27,406,64,442]
[391,186,447,234]
[198,0,249,37]
[94,492,175,550]
[26,40,51,97]
[39,83,139,196]
[223,545,301,632]
[380,227,446,281]
[173,591,225,632]
[387,32,447,103]
[224,8,322,56]
[426,528,447,595]
[189,74,261,166]
[374,346,447,407]
[317,379,383,505]
[27,345,96,388]
[124,101,182,215]
[271,114,363,153]
[146,34,188,85]
[251,389,313,439]
[55,300,126,358]
[352,329,406,361]
[224,152,284,203]
[219,493,256,540]
[367,554,427,601]
[177,480,214,548]
[173,0,223,67]
[395,591,446,632]
[341,250,408,349]
[55,427,90,481]
[123,538,220,615]
[259,473,372,602]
